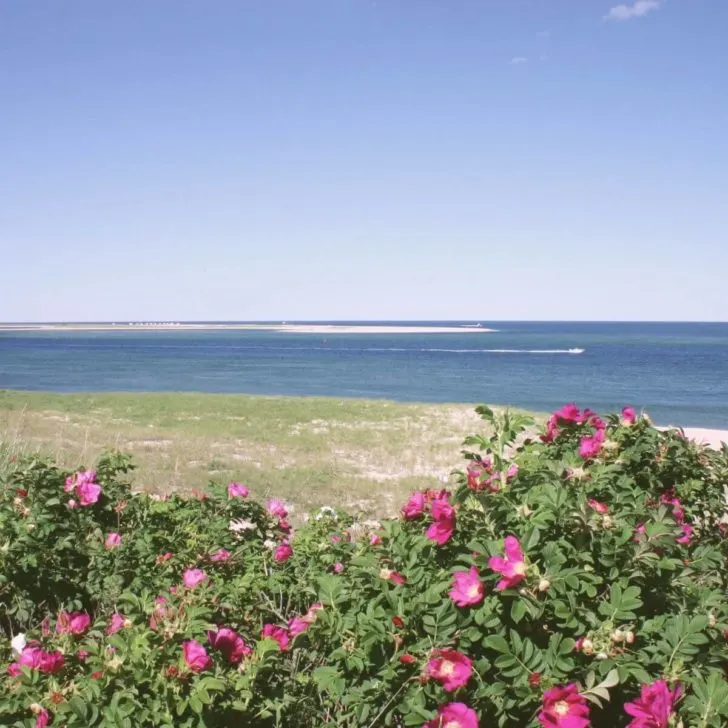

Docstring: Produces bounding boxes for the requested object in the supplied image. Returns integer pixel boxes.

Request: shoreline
[0,323,496,334]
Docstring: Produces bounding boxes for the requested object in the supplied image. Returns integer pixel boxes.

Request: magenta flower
[303,602,324,623]
[426,499,456,545]
[622,406,637,424]
[402,491,426,520]
[8,647,65,676]
[660,492,685,524]
[370,533,382,546]
[67,499,78,509]
[676,523,693,545]
[105,532,121,549]
[539,683,590,727]
[227,482,249,498]
[579,429,605,460]
[267,498,288,519]
[449,566,484,607]
[387,570,407,586]
[274,542,293,562]
[426,649,473,692]
[182,640,213,672]
[207,627,251,664]
[210,548,231,562]
[77,481,102,506]
[587,499,608,514]
[106,613,127,635]
[333,562,344,573]
[261,624,290,651]
[424,702,479,728]
[65,469,96,492]
[56,611,91,635]
[35,709,51,728]
[554,403,583,424]
[289,601,323,636]
[488,536,527,590]
[288,616,310,637]
[182,568,208,588]
[624,679,682,728]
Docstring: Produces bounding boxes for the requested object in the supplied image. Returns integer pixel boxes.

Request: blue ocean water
[1,322,727,428]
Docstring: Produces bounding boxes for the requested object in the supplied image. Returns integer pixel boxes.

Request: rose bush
[1,405,727,727]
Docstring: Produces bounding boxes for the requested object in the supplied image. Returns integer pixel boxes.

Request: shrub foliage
[1,405,727,727]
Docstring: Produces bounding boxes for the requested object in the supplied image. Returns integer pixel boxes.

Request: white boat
[461,323,483,328]
[568,348,585,354]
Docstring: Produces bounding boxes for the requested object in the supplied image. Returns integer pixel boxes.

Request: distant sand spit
[0,323,496,334]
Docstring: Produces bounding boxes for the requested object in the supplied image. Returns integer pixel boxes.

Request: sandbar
[0,323,496,334]
[673,427,728,450]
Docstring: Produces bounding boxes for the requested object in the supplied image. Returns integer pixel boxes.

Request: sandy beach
[0,323,496,334]
[676,427,728,450]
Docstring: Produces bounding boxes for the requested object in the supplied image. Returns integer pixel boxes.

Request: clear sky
[1,0,726,322]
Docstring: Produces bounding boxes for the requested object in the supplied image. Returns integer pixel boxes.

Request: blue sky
[1,0,726,322]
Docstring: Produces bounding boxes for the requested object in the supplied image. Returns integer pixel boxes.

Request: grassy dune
[0,391,514,517]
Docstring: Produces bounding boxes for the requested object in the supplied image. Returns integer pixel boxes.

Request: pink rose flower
[35,709,51,728]
[333,562,344,573]
[676,523,693,545]
[182,640,212,672]
[660,492,685,524]
[402,491,426,520]
[210,548,231,562]
[207,627,251,664]
[302,602,323,624]
[554,403,582,424]
[579,429,605,460]
[587,499,608,514]
[488,536,527,591]
[77,481,102,506]
[622,406,637,424]
[56,611,91,635]
[288,616,310,637]
[227,482,249,498]
[426,649,473,692]
[424,702,479,728]
[9,647,65,675]
[389,571,407,586]
[274,543,293,562]
[261,624,290,651]
[624,680,682,728]
[67,499,78,509]
[106,613,127,635]
[449,566,484,607]
[538,683,590,728]
[426,500,456,546]
[370,533,382,546]
[182,568,208,588]
[267,498,288,519]
[105,532,122,549]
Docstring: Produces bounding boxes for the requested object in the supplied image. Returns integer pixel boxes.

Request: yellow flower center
[555,701,570,716]
[467,584,480,597]
[439,660,455,677]
[513,562,526,576]
[444,722,460,728]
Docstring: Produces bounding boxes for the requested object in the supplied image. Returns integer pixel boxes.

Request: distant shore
[0,323,496,334]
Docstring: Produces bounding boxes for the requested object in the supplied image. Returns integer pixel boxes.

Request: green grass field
[0,391,525,517]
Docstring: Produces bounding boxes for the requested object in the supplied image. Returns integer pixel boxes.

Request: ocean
[1,321,727,428]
